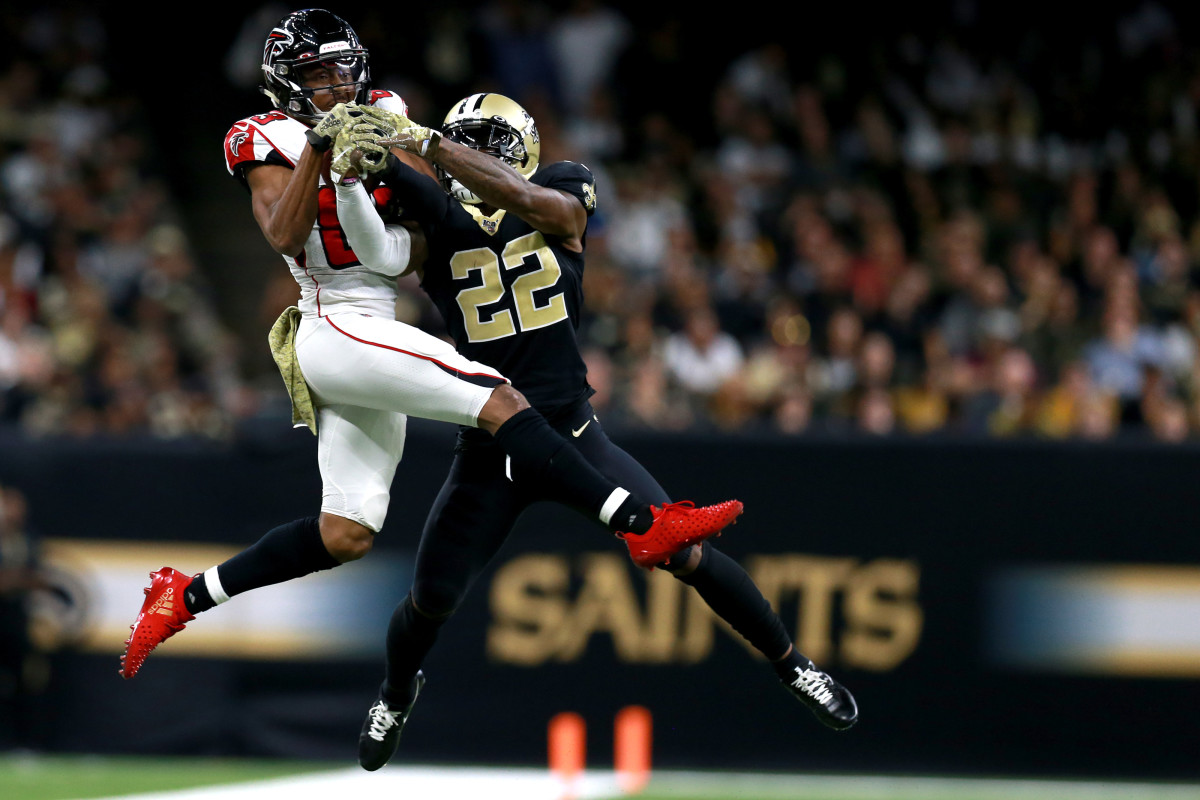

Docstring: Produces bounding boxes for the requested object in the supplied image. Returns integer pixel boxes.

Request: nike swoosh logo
[571,420,591,437]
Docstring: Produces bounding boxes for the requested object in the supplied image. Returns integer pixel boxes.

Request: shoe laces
[366,700,401,742]
[653,501,696,517]
[790,666,835,706]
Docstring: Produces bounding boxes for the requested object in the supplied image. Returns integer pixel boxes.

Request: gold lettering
[486,552,922,672]
[450,232,568,343]
[842,559,923,670]
[558,553,646,661]
[486,554,570,665]
[641,568,683,662]
[504,232,567,333]
[678,583,717,663]
[747,555,856,664]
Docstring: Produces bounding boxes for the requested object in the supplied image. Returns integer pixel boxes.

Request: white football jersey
[223,90,410,319]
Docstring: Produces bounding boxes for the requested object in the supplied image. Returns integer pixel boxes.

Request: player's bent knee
[318,513,375,563]
[412,581,463,621]
[476,384,530,434]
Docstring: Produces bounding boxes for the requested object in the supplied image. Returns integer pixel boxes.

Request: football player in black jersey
[120,11,743,687]
[334,94,859,770]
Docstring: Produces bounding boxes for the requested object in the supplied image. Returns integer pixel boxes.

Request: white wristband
[420,130,442,158]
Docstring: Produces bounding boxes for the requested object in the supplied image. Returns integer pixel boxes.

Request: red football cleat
[119,567,196,679]
[618,499,744,569]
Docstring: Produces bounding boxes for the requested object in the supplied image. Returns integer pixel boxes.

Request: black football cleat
[783,660,859,730]
[358,671,425,771]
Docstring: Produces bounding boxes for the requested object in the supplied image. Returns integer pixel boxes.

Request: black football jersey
[379,159,598,426]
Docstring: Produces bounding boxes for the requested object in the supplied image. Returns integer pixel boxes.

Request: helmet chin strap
[449,179,482,205]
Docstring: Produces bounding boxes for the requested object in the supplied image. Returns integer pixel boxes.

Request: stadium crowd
[0,8,244,439]
[3,1,1200,441]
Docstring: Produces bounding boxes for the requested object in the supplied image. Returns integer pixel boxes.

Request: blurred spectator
[662,306,745,396]
[0,11,243,440]
[809,307,862,414]
[962,346,1039,437]
[477,0,560,105]
[11,5,1200,444]
[856,387,896,435]
[1083,305,1167,402]
[895,369,950,434]
[773,383,813,434]
[1037,361,1096,438]
[1075,391,1121,440]
[1150,396,1191,442]
[548,0,630,119]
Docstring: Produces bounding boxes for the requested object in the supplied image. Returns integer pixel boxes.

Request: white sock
[598,488,630,526]
[204,566,231,605]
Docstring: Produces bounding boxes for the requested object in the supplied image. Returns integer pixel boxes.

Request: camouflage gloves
[355,105,442,159]
[320,103,442,181]
[332,117,395,176]
[304,103,358,153]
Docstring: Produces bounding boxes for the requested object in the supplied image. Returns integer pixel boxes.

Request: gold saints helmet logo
[582,182,596,212]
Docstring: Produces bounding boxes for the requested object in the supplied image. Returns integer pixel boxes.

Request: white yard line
[89,766,620,800]
[84,766,1200,800]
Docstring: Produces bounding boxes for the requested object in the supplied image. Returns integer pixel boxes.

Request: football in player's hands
[321,147,381,191]
[337,123,392,174]
[320,149,335,184]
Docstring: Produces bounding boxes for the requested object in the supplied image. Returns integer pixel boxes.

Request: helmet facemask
[263,52,368,124]
[438,120,531,204]
[435,94,540,205]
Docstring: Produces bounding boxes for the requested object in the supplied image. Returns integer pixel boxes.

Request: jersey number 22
[451,231,568,342]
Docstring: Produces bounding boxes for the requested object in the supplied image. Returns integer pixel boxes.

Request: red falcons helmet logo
[264,28,294,63]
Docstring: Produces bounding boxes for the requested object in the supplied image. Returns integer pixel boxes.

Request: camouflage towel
[268,306,317,435]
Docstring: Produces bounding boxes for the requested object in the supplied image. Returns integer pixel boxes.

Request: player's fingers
[346,121,393,139]
[358,105,406,127]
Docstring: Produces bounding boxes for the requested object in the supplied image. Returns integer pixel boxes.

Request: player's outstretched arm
[433,138,586,245]
[354,109,585,247]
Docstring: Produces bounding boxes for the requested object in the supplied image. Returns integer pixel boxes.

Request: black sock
[382,594,446,708]
[622,505,653,534]
[772,647,817,682]
[196,517,340,608]
[674,544,793,660]
[184,573,216,614]
[492,408,649,532]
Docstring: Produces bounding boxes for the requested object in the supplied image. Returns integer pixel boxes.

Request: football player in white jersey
[119,8,743,684]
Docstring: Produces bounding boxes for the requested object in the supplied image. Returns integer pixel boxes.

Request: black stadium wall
[3,422,1200,779]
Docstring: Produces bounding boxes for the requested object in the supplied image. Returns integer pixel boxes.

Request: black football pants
[410,402,670,617]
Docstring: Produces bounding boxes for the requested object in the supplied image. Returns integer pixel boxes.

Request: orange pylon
[549,711,587,799]
[614,705,652,794]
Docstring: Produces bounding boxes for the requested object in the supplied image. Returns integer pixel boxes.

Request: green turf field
[0,755,341,800]
[639,772,1200,800]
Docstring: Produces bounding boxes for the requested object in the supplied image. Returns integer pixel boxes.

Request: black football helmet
[260,9,369,124]
[439,93,541,204]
